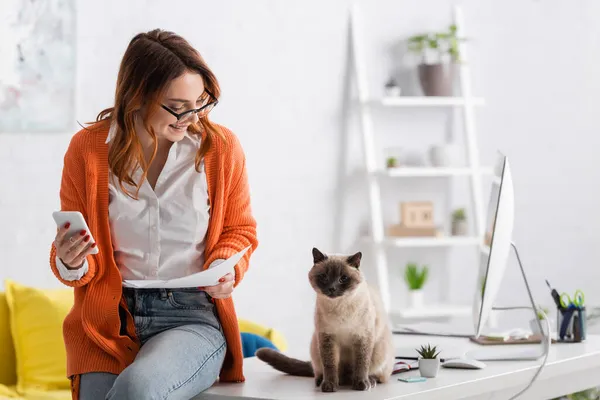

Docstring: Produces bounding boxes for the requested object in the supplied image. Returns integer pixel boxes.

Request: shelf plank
[377,167,494,178]
[365,236,483,248]
[365,96,485,107]
[391,305,472,319]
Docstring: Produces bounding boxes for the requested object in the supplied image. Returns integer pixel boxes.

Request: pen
[396,356,447,363]
[546,279,563,309]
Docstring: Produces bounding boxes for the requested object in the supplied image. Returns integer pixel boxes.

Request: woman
[49,29,258,399]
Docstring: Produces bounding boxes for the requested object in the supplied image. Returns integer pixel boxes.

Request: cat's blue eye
[318,274,327,282]
[339,275,349,283]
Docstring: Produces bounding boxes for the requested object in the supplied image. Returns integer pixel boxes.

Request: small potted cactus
[451,208,467,236]
[404,263,429,308]
[417,344,441,378]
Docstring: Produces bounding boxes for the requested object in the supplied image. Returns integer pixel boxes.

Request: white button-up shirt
[57,124,212,281]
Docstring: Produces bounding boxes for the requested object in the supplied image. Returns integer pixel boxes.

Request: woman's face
[146,71,206,143]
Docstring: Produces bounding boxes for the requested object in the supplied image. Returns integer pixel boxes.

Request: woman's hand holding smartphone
[52,211,97,270]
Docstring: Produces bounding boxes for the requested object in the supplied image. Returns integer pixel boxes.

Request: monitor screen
[473,155,509,336]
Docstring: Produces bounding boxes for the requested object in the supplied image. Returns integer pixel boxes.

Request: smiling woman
[48,29,258,400]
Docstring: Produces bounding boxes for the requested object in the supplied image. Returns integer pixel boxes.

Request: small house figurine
[402,201,434,228]
[387,201,440,237]
[384,78,401,97]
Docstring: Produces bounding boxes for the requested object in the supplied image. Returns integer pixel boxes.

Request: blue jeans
[79,288,226,400]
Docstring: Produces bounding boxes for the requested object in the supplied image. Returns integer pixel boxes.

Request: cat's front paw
[321,380,338,392]
[352,378,372,391]
[368,375,378,388]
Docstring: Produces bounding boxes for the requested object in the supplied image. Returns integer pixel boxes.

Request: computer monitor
[466,153,549,361]
[473,153,514,338]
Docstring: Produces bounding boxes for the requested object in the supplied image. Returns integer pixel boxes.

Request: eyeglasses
[161,90,218,122]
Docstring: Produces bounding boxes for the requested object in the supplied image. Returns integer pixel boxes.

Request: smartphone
[52,211,99,254]
[398,377,427,383]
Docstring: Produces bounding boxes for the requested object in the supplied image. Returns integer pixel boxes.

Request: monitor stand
[465,242,550,362]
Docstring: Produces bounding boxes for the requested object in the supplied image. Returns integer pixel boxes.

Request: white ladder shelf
[349,4,490,320]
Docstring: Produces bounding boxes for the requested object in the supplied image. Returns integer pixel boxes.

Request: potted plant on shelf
[386,156,398,169]
[384,77,401,97]
[451,208,467,236]
[404,263,429,308]
[407,24,464,96]
[416,344,441,378]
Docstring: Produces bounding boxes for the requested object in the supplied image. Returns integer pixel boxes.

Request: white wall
[2,0,600,353]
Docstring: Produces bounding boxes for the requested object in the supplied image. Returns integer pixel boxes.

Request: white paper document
[122,246,250,289]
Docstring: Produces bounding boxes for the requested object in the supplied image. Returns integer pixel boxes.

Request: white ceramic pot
[408,290,424,308]
[451,220,468,236]
[385,85,401,97]
[419,358,440,378]
[429,145,458,167]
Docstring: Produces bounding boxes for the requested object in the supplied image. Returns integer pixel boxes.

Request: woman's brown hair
[96,29,223,198]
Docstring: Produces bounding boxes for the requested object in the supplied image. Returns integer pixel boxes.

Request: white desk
[203,334,600,400]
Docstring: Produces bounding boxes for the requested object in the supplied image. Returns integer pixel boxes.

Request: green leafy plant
[416,344,440,359]
[386,157,397,168]
[408,24,465,64]
[452,208,466,222]
[562,387,600,400]
[404,263,429,290]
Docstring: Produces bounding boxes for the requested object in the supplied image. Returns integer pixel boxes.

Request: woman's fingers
[71,233,91,255]
[68,241,96,269]
[218,273,234,284]
[57,230,90,268]
[55,222,71,245]
[203,278,234,299]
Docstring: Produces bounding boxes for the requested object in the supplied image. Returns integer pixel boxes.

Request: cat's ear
[312,248,327,264]
[347,252,362,269]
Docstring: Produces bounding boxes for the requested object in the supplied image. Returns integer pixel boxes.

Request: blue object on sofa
[241,332,278,358]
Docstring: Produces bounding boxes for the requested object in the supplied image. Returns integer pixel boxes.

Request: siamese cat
[256,248,394,392]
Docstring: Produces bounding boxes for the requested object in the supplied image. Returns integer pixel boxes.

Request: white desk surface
[203,334,600,400]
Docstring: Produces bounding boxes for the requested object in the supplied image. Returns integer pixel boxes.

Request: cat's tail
[255,348,314,377]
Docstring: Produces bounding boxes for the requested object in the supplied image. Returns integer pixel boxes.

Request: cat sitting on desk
[256,248,394,392]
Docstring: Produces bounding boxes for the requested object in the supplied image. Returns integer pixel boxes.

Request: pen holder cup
[556,306,586,342]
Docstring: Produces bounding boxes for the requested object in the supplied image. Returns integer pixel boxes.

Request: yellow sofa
[0,284,286,400]
[0,291,20,399]
[0,287,72,400]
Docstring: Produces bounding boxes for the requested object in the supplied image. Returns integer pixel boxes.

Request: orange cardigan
[49,120,258,395]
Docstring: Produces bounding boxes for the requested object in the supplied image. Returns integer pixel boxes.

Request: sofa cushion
[0,291,17,386]
[19,388,71,400]
[5,280,72,393]
[0,384,20,398]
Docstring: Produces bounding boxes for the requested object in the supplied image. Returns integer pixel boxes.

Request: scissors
[560,289,585,309]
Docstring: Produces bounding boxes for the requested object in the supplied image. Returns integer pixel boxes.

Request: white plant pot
[408,290,424,308]
[419,358,440,378]
[429,145,458,167]
[385,86,401,97]
[451,220,468,236]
